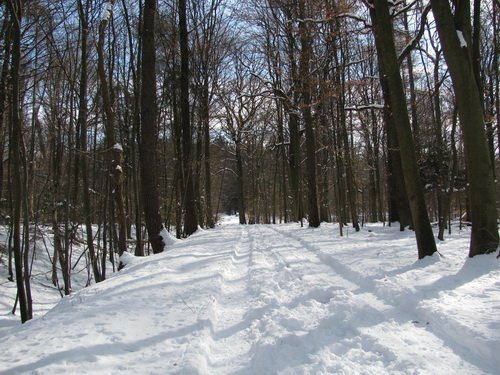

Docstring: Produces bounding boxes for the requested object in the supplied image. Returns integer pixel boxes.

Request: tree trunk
[431,0,499,256]
[0,18,11,203]
[76,0,100,284]
[494,0,500,162]
[97,0,128,261]
[179,0,198,236]
[202,82,215,228]
[7,0,32,323]
[370,0,437,259]
[298,0,320,228]
[140,0,165,253]
[403,10,420,158]
[438,107,459,241]
[235,141,247,224]
[340,88,359,231]
[284,23,303,223]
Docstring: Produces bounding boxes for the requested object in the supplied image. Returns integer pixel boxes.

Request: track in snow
[174,224,491,374]
[0,222,497,374]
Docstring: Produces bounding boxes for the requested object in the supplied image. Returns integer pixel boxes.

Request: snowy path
[0,221,499,374]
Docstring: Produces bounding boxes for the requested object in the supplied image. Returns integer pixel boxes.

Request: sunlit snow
[0,218,499,374]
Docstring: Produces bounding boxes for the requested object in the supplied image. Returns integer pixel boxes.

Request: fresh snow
[456,30,467,48]
[101,2,113,22]
[0,218,499,374]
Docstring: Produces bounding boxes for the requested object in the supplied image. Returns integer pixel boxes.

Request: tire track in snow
[180,225,268,374]
[240,225,410,374]
[267,225,494,374]
[175,225,247,373]
[205,225,258,372]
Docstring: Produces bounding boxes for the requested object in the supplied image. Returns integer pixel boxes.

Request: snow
[160,226,179,247]
[1,219,499,374]
[457,30,467,48]
[102,2,113,22]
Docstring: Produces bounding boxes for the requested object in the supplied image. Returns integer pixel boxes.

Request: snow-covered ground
[0,218,499,374]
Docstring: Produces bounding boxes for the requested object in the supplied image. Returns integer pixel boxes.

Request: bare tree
[430,0,499,256]
[179,0,198,235]
[140,0,165,253]
[6,0,32,322]
[97,0,127,263]
[368,0,437,259]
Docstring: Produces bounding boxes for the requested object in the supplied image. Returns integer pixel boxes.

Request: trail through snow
[0,219,499,374]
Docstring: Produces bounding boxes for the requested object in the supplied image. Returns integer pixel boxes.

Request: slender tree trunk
[284,25,303,223]
[494,0,500,160]
[121,0,144,255]
[7,0,31,323]
[179,0,198,236]
[202,82,215,228]
[370,0,437,258]
[403,10,420,158]
[438,107,459,241]
[0,19,11,203]
[77,0,100,284]
[235,141,247,225]
[360,115,377,223]
[298,0,320,228]
[431,0,499,256]
[97,1,128,260]
[340,87,359,231]
[333,114,347,226]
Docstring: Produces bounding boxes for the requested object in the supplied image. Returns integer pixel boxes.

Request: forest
[1,0,499,324]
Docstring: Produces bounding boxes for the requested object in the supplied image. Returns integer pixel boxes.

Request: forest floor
[0,217,499,374]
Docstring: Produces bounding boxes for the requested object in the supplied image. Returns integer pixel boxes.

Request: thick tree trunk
[140,0,165,253]
[370,0,437,259]
[431,0,499,256]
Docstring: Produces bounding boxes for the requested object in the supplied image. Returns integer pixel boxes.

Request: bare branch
[344,103,386,111]
[398,3,432,65]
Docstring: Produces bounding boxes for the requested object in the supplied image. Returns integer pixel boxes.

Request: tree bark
[284,15,303,223]
[7,0,32,322]
[370,0,437,258]
[97,0,128,261]
[202,83,215,228]
[431,0,499,256]
[0,18,11,203]
[179,0,198,236]
[298,0,320,228]
[140,0,165,253]
[235,141,247,224]
[77,0,100,285]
